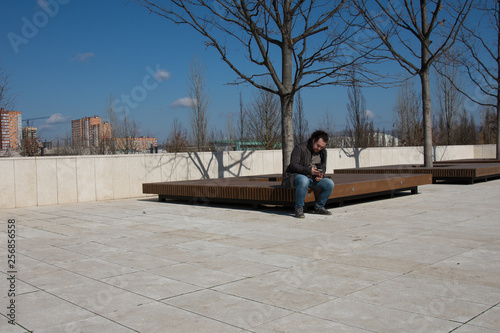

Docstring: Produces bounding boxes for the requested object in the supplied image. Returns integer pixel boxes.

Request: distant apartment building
[22,126,37,141]
[115,136,158,152]
[71,115,111,147]
[0,109,22,150]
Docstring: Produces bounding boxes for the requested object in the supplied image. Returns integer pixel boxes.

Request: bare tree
[293,91,309,144]
[455,109,477,144]
[106,96,120,154]
[188,55,210,151]
[321,110,337,147]
[479,105,497,144]
[52,131,86,156]
[449,0,500,158]
[165,118,190,152]
[107,95,139,154]
[238,91,246,141]
[0,65,16,110]
[20,138,40,156]
[119,111,139,154]
[375,128,392,147]
[434,53,466,145]
[394,79,423,146]
[368,122,377,147]
[225,113,237,142]
[354,0,474,166]
[245,83,281,149]
[345,68,370,148]
[137,0,377,172]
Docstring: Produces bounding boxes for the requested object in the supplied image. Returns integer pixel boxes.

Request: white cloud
[46,113,69,124]
[154,69,171,81]
[72,52,95,63]
[38,113,69,131]
[365,109,375,119]
[171,97,195,108]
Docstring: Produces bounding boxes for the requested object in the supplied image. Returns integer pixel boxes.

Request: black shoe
[313,207,332,215]
[294,207,305,218]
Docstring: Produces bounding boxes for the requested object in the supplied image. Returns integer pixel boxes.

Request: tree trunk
[281,94,294,173]
[281,0,294,173]
[497,0,500,159]
[496,88,500,160]
[420,70,433,167]
[420,0,433,167]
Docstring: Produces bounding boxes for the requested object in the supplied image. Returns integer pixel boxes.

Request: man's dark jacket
[282,140,327,189]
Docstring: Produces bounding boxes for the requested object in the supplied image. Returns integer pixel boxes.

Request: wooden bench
[143,173,432,207]
[334,161,500,184]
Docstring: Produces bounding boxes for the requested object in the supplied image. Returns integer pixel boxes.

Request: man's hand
[312,166,324,181]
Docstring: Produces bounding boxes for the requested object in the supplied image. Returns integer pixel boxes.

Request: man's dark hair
[309,130,329,143]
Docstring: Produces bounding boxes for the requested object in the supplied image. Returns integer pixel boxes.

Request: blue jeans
[293,174,334,209]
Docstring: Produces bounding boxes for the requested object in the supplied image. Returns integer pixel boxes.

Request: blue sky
[1,0,479,143]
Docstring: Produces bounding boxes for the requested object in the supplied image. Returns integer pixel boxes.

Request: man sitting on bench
[282,130,335,218]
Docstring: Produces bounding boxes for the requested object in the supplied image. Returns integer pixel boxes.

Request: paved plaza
[1,180,499,332]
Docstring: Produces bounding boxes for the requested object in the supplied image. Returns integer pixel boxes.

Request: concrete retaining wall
[0,144,495,209]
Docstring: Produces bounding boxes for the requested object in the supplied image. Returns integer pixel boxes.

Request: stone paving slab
[0,180,499,332]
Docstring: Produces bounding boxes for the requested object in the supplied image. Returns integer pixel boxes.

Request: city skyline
[0,1,488,144]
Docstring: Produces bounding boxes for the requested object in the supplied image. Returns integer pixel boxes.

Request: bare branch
[0,66,16,110]
[136,0,388,170]
[354,0,474,166]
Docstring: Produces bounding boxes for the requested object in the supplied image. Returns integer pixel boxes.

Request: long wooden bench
[142,173,432,207]
[334,161,500,184]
